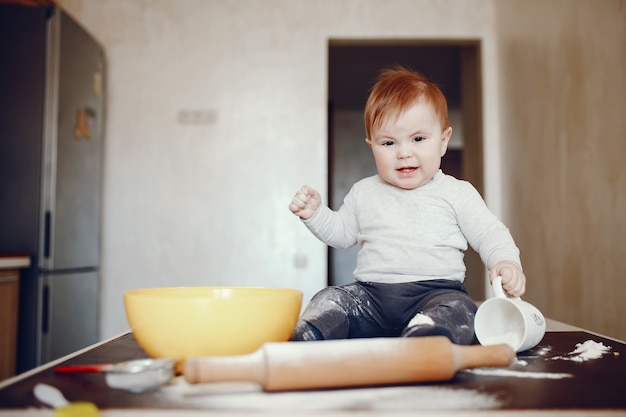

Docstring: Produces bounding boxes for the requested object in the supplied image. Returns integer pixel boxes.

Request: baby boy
[289,67,525,345]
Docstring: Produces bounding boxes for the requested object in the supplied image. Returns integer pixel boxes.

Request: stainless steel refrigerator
[0,6,105,373]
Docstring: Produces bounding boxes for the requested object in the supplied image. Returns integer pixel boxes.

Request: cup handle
[491,276,522,300]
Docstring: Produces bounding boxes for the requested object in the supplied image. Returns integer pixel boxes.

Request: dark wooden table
[0,330,625,415]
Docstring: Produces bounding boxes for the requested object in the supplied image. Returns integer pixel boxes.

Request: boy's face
[366,100,452,190]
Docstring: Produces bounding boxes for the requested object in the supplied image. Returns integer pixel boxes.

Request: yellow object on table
[54,402,99,417]
[124,286,303,360]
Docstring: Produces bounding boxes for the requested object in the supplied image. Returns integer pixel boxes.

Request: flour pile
[465,368,572,379]
[162,381,502,410]
[463,339,614,380]
[553,339,612,362]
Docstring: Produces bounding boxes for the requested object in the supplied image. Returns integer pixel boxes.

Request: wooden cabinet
[0,256,30,381]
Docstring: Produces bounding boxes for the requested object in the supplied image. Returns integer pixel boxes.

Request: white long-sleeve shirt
[303,170,521,284]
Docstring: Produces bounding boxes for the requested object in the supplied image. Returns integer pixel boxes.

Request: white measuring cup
[474,276,546,352]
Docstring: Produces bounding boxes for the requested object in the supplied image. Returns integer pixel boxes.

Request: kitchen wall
[56,0,502,340]
[56,0,625,341]
[494,0,626,340]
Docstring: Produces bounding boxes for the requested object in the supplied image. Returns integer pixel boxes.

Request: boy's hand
[289,185,321,220]
[489,261,526,297]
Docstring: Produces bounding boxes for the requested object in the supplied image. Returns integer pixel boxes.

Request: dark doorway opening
[327,40,485,300]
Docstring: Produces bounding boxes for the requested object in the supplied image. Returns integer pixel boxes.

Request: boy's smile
[397,166,418,175]
[366,100,451,190]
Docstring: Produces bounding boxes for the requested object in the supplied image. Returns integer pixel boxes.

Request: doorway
[327,40,485,300]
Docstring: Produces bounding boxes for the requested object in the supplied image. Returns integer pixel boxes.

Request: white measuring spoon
[34,383,99,415]
[34,383,70,408]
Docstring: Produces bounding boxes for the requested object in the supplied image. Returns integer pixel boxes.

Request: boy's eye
[382,140,395,146]
[413,136,426,142]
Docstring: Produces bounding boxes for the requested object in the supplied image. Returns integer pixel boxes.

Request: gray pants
[290,280,477,345]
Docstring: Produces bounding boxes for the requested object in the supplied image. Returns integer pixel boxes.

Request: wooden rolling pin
[184,336,514,391]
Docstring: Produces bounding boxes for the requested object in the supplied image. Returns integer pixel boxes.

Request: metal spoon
[55,358,176,393]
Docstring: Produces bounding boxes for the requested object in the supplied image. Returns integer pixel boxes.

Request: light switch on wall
[294,254,308,269]
[177,109,217,125]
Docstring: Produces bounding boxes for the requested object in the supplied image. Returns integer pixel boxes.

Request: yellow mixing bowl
[124,287,303,360]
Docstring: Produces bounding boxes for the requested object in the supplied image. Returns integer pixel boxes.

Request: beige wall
[58,0,502,340]
[495,0,626,340]
[57,0,625,341]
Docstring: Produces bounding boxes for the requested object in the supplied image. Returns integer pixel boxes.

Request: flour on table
[534,345,552,356]
[514,358,528,366]
[464,368,572,379]
[162,381,501,410]
[552,339,612,362]
[520,345,552,359]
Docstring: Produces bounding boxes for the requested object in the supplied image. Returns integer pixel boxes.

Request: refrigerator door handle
[41,284,50,335]
[43,210,51,259]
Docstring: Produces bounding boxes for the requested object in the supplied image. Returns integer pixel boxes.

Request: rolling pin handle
[453,343,516,370]
[183,349,266,385]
